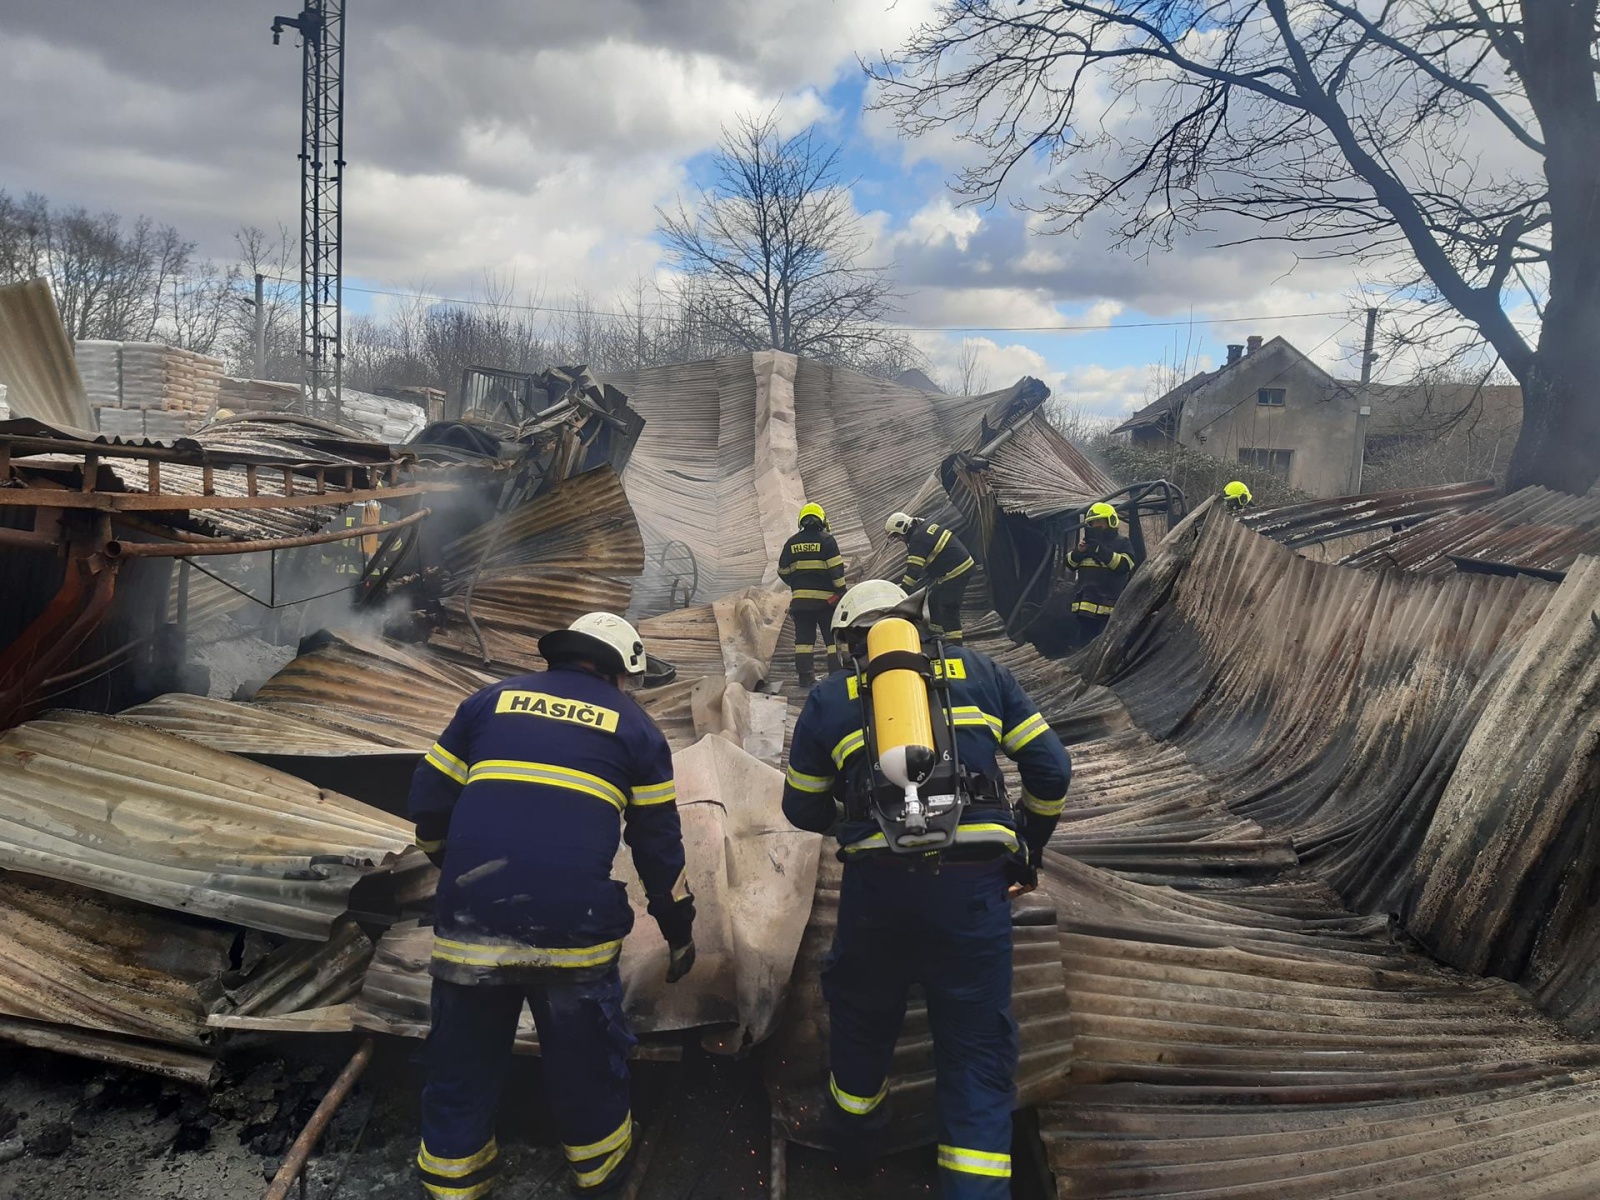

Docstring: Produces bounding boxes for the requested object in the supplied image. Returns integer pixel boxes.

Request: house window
[1257,388,1286,407]
[1238,447,1293,478]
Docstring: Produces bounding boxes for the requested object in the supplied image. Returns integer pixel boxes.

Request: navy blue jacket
[781,644,1070,862]
[409,666,692,984]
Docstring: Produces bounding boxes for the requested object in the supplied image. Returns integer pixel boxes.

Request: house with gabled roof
[1116,334,1369,498]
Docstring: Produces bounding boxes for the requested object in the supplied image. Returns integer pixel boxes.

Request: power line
[261,275,1351,334]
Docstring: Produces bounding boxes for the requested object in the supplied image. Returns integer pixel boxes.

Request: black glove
[1005,854,1038,893]
[666,940,697,984]
[651,893,696,954]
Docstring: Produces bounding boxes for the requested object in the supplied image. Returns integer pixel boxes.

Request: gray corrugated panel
[0,279,93,431]
[1244,479,1498,549]
[0,711,417,938]
[1405,556,1600,1030]
[253,630,498,750]
[1085,503,1552,914]
[118,693,416,756]
[985,416,1118,518]
[1037,855,1600,1198]
[440,466,643,577]
[1340,485,1600,575]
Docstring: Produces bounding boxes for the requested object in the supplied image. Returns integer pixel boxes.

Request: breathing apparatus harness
[841,595,1012,856]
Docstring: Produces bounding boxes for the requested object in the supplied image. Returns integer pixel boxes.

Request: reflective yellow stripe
[952,706,1003,736]
[792,589,838,601]
[426,743,468,785]
[421,1181,496,1200]
[826,556,844,567]
[932,529,952,557]
[1003,713,1050,754]
[572,1136,632,1188]
[432,935,622,970]
[418,1138,497,1178]
[670,866,691,902]
[1072,601,1115,615]
[953,823,1019,852]
[937,556,974,580]
[466,761,626,812]
[786,558,834,572]
[786,766,834,794]
[829,1074,888,1115]
[415,836,445,854]
[1022,789,1066,817]
[1110,552,1135,571]
[630,780,677,807]
[905,555,927,567]
[832,729,867,768]
[841,832,890,853]
[565,1114,631,1162]
[937,1145,1011,1178]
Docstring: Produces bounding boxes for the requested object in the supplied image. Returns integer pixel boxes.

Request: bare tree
[658,111,904,366]
[873,2,1600,494]
[949,338,991,396]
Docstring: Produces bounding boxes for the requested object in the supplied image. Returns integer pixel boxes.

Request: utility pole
[272,1,346,425]
[253,273,267,378]
[1352,306,1379,494]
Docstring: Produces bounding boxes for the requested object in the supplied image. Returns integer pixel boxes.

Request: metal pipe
[38,635,149,692]
[263,1037,374,1200]
[0,527,62,551]
[114,513,226,544]
[105,507,430,560]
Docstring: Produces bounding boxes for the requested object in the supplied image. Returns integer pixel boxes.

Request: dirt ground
[0,1039,970,1199]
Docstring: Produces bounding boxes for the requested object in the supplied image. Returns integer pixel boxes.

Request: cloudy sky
[1,0,1385,418]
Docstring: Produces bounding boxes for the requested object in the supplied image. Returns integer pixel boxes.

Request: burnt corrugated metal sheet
[253,630,496,750]
[1244,479,1497,549]
[119,693,416,755]
[0,279,93,432]
[1340,485,1600,575]
[0,711,417,938]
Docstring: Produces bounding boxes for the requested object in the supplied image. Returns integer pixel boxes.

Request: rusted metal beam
[104,507,430,559]
[262,1037,374,1200]
[0,480,456,512]
[0,528,62,551]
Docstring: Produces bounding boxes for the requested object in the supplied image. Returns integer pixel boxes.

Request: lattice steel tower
[272,1,345,423]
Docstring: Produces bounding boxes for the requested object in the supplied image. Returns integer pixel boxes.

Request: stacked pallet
[76,341,226,440]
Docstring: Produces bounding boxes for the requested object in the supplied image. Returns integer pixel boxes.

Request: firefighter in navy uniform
[781,580,1072,1198]
[885,512,976,642]
[778,502,848,690]
[1065,501,1137,648]
[410,612,697,1199]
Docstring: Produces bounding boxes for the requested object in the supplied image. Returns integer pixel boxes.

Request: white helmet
[538,612,647,677]
[832,580,911,636]
[885,511,915,538]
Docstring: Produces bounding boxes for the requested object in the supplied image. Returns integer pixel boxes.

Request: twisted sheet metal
[984,416,1117,518]
[0,279,93,431]
[119,693,417,755]
[0,711,417,938]
[1037,854,1600,1198]
[253,630,497,750]
[1404,556,1600,1033]
[1088,503,1552,914]
[1244,479,1498,550]
[1340,485,1600,575]
[440,465,643,577]
[433,567,638,670]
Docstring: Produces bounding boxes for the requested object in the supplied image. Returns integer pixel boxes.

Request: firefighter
[781,580,1072,1199]
[885,512,975,642]
[410,612,697,1199]
[1223,480,1253,511]
[778,502,848,690]
[1065,502,1136,648]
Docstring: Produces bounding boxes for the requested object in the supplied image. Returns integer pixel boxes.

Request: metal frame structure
[272,1,346,424]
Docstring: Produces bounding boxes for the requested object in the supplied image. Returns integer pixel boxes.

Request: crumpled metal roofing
[119,693,417,756]
[1340,485,1600,575]
[1025,504,1600,1195]
[0,711,418,938]
[1244,478,1498,550]
[0,279,94,432]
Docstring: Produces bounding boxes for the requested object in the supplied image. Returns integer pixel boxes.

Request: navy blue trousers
[418,969,636,1197]
[822,858,1017,1198]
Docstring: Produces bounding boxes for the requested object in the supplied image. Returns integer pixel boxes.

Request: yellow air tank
[867,617,937,827]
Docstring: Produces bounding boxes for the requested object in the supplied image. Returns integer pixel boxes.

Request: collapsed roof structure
[2,278,1600,1194]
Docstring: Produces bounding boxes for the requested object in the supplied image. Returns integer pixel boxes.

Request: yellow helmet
[1087,501,1119,529]
[798,502,826,526]
[1223,480,1252,507]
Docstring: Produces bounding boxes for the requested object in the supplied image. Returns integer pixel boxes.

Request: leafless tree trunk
[873,0,1600,494]
[658,111,906,368]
